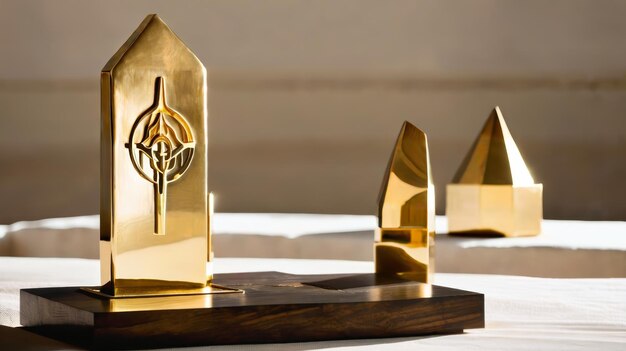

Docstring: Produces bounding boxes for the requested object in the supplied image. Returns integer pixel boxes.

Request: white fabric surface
[5,214,621,249]
[1,214,625,277]
[0,256,624,350]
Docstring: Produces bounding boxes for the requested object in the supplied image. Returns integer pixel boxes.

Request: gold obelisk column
[99,14,210,297]
[375,122,435,283]
[446,107,543,237]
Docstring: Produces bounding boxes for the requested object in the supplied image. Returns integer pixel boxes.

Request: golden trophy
[19,16,485,348]
[446,107,543,237]
[375,121,435,283]
[89,14,232,297]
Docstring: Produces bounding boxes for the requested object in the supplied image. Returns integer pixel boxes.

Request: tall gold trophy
[375,121,435,283]
[89,14,228,297]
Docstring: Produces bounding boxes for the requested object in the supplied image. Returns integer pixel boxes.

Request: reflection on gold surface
[366,281,433,301]
[100,14,213,297]
[81,282,240,300]
[375,229,434,283]
[107,293,214,312]
[375,122,435,283]
[83,283,241,309]
[446,107,543,237]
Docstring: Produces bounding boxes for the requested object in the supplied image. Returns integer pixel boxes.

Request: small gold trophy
[375,122,435,283]
[446,107,543,237]
[88,14,232,297]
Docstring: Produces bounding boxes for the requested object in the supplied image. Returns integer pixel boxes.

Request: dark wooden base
[21,271,484,349]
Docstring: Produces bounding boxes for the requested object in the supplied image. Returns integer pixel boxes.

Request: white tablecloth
[0,256,625,350]
[1,214,625,278]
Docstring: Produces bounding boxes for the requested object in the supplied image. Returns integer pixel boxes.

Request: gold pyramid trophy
[446,107,543,237]
[89,14,235,297]
[375,121,435,283]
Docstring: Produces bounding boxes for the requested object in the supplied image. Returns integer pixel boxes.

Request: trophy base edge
[21,271,484,349]
[80,283,243,299]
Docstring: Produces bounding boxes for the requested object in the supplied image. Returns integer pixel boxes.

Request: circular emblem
[128,77,195,187]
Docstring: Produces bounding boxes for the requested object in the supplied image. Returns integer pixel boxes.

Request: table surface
[1,213,625,278]
[1,256,625,350]
[3,213,625,244]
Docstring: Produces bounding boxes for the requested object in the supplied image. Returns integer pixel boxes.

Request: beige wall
[0,0,625,222]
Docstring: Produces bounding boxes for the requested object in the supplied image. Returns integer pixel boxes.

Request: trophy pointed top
[155,76,166,108]
[102,14,204,73]
[452,107,535,186]
[378,121,433,227]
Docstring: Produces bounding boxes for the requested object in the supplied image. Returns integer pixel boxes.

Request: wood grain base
[21,271,484,349]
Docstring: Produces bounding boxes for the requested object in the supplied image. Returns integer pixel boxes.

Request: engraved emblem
[127,77,195,235]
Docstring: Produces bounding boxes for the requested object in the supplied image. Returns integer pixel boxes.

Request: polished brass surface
[446,107,543,237]
[100,14,214,297]
[375,121,435,283]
